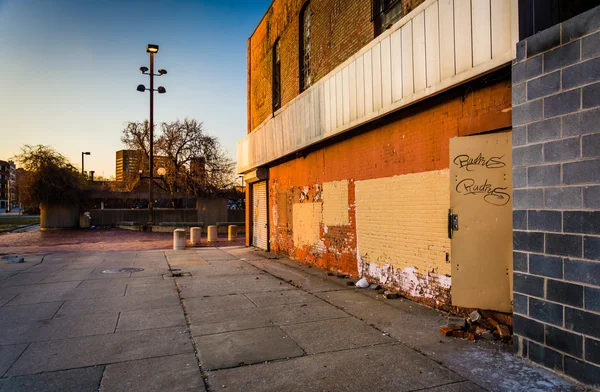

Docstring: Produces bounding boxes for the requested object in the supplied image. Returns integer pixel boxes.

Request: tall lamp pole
[81,152,90,175]
[137,44,167,224]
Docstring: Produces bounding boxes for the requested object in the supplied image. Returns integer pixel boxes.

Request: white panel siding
[342,66,350,125]
[412,12,427,93]
[330,74,338,131]
[324,79,331,134]
[491,0,512,57]
[348,61,357,122]
[454,0,473,74]
[439,0,455,80]
[356,55,365,118]
[425,3,441,87]
[381,36,393,107]
[364,49,374,115]
[401,22,414,98]
[391,29,403,102]
[238,0,517,173]
[372,43,383,111]
[472,0,492,66]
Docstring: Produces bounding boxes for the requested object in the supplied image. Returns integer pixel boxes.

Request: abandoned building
[238,0,600,386]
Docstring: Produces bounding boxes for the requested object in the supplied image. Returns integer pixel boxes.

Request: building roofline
[249,0,277,40]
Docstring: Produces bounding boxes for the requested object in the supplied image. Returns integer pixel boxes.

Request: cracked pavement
[0,241,585,391]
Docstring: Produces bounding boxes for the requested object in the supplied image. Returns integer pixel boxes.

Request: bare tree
[12,145,85,206]
[120,118,236,198]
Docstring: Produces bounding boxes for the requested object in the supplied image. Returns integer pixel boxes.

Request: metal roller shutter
[252,181,268,250]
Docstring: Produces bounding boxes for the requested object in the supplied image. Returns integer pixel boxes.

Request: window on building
[299,2,311,92]
[272,39,281,112]
[372,0,404,37]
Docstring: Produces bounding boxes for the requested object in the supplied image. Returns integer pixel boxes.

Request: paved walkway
[0,246,585,391]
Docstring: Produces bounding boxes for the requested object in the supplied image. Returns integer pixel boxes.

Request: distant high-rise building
[115,150,142,182]
[190,157,207,184]
[0,160,15,210]
[116,150,172,182]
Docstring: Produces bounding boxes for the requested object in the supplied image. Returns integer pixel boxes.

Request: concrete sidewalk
[0,247,585,391]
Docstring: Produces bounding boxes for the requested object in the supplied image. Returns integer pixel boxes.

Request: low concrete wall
[89,198,239,226]
[40,202,80,230]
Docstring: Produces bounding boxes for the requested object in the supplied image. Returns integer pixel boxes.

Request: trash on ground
[4,256,24,264]
[355,278,369,288]
[440,310,512,342]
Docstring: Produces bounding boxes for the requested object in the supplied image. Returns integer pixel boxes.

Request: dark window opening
[299,2,312,92]
[518,0,598,40]
[272,39,281,112]
[372,0,404,37]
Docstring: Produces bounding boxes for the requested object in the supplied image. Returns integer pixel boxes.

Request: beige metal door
[450,132,513,312]
[252,181,268,250]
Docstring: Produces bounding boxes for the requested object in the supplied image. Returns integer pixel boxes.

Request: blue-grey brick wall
[512,6,600,388]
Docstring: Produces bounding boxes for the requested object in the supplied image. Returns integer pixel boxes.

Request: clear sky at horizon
[0,0,271,178]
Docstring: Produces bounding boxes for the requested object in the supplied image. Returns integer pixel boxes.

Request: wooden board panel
[381,36,393,107]
[401,22,414,98]
[372,43,383,111]
[356,55,365,119]
[330,74,338,131]
[454,0,473,74]
[472,0,492,66]
[324,79,331,134]
[391,29,403,102]
[425,3,441,87]
[439,0,456,80]
[335,71,343,129]
[364,49,374,115]
[317,83,325,137]
[491,0,511,57]
[413,12,427,92]
[348,61,357,122]
[342,66,350,125]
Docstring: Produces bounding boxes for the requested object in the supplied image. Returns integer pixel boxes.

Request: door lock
[448,210,458,238]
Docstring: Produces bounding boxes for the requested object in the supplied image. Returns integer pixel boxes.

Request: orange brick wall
[267,73,511,309]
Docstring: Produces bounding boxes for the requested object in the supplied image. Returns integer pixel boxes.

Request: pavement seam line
[233,249,489,391]
[51,301,67,319]
[165,261,212,392]
[2,342,31,378]
[113,311,121,333]
[407,380,479,392]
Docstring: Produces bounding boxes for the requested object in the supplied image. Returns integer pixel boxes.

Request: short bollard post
[228,225,238,241]
[190,227,202,245]
[173,229,186,250]
[207,225,217,242]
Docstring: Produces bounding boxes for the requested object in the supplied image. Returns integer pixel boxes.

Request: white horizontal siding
[237,0,516,173]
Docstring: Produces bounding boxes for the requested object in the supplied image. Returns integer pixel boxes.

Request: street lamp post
[137,44,167,224]
[81,152,90,175]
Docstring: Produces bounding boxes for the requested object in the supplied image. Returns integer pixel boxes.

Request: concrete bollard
[190,227,202,245]
[207,225,217,242]
[228,225,238,241]
[173,229,186,250]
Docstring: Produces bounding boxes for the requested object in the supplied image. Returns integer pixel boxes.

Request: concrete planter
[40,202,80,230]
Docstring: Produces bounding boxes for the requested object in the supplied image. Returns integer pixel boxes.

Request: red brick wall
[248,0,374,133]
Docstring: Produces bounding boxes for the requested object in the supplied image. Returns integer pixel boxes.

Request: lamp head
[83,152,90,155]
[157,69,167,75]
[157,86,166,94]
[136,84,146,92]
[146,44,159,53]
[139,66,149,73]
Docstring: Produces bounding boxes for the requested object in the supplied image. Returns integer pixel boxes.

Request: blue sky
[0,0,271,177]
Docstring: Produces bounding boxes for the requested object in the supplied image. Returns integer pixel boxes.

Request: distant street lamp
[137,44,167,224]
[81,152,91,175]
